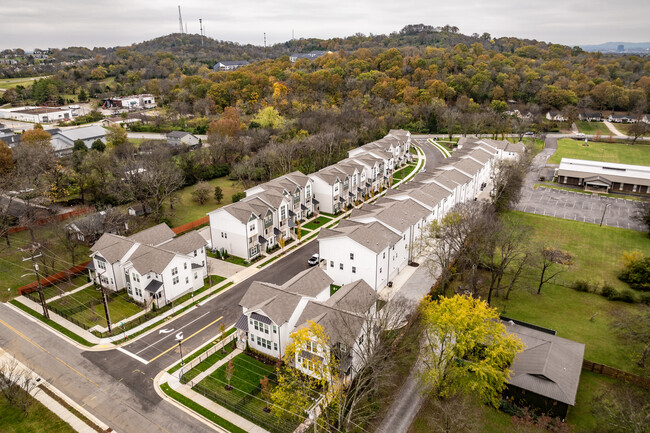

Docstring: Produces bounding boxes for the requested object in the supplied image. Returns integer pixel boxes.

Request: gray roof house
[49,125,107,157]
[502,319,585,419]
[65,209,129,246]
[166,131,200,148]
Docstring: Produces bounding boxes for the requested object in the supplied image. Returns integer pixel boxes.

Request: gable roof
[504,320,585,406]
[282,266,333,298]
[90,233,134,263]
[128,244,176,274]
[318,220,401,253]
[159,230,207,255]
[239,281,303,325]
[128,223,175,246]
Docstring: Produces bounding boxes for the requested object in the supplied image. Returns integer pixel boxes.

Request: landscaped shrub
[600,285,617,299]
[640,293,650,305]
[616,290,637,303]
[571,280,591,292]
[618,256,650,292]
[499,399,524,417]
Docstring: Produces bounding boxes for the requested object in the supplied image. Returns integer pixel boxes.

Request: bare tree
[535,245,574,294]
[0,356,39,415]
[491,156,530,213]
[592,384,650,433]
[423,393,481,433]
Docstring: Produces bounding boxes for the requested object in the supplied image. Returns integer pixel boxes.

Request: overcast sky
[1,0,649,50]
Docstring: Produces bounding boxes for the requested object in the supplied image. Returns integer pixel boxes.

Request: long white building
[318,138,526,291]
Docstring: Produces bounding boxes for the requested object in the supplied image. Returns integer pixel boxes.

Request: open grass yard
[165,177,244,227]
[47,286,142,329]
[194,352,299,433]
[181,341,235,383]
[575,121,612,136]
[0,75,51,91]
[303,215,332,230]
[393,163,417,181]
[0,227,90,302]
[507,137,545,155]
[41,274,89,300]
[489,211,650,374]
[547,138,650,165]
[0,389,76,433]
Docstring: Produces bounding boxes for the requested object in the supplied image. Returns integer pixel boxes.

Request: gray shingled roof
[504,321,585,406]
[90,233,134,263]
[128,223,175,246]
[325,279,377,314]
[239,281,302,325]
[160,230,207,255]
[318,220,401,253]
[282,267,333,298]
[128,244,176,274]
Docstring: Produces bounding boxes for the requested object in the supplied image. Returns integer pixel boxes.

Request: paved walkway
[189,348,242,385]
[0,348,110,433]
[603,120,626,137]
[44,282,93,304]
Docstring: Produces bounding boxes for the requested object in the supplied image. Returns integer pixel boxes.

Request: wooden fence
[18,260,91,295]
[7,206,95,234]
[583,359,650,389]
[172,216,209,235]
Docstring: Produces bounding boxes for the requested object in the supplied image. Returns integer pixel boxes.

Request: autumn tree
[191,181,211,205]
[419,294,523,406]
[535,246,574,294]
[105,125,128,148]
[251,106,286,129]
[210,106,243,138]
[224,359,234,390]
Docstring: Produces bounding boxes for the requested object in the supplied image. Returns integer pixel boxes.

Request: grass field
[0,227,91,302]
[0,75,51,91]
[164,177,244,227]
[0,389,76,433]
[41,274,89,300]
[48,287,142,329]
[490,211,650,374]
[393,163,417,181]
[575,121,612,136]
[547,138,650,165]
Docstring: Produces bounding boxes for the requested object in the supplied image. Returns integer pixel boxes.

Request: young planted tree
[419,294,523,406]
[260,376,271,413]
[214,185,224,204]
[224,359,234,391]
[219,323,227,354]
[536,246,574,294]
[0,356,39,415]
[278,236,285,252]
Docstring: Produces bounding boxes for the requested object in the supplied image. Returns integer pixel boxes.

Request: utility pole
[264,33,266,49]
[97,269,112,333]
[21,245,48,319]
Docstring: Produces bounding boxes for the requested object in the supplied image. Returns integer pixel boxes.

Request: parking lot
[516,186,645,231]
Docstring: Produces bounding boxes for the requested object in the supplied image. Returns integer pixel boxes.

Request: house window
[185,277,189,284]
[194,272,198,280]
[173,276,179,284]
[330,261,334,268]
[171,267,178,276]
[97,260,106,270]
[383,252,386,259]
[380,267,382,273]
[274,343,278,351]
[340,263,343,270]
[224,232,228,239]
[350,253,354,260]
[184,263,187,270]
[280,206,286,221]
[132,273,140,282]
[352,266,356,274]
[273,325,277,334]
[194,250,197,257]
[249,225,255,232]
[127,286,132,295]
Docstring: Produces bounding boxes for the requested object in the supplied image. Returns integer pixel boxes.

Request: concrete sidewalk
[0,348,110,433]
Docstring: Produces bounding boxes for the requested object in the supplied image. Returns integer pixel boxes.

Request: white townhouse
[87,224,208,307]
[309,167,347,214]
[235,267,333,358]
[318,138,525,293]
[318,220,405,291]
[235,267,377,381]
[209,172,315,260]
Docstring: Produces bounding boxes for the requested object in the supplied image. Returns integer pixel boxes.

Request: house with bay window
[87,224,208,307]
[235,267,378,381]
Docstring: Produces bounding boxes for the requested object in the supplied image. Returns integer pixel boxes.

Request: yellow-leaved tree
[270,321,340,427]
[419,294,523,407]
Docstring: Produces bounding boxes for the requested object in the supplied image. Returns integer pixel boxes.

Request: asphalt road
[411,136,448,169]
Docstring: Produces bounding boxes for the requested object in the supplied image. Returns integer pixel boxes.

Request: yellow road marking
[147,315,223,363]
[0,318,99,388]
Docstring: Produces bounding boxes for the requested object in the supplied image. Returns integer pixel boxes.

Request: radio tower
[199,19,204,46]
[178,5,184,34]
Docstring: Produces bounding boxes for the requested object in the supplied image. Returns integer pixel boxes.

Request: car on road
[574,132,586,138]
[524,131,534,136]
[307,253,320,266]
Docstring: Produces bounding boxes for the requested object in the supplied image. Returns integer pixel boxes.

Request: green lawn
[303,216,332,230]
[393,163,417,182]
[490,211,650,374]
[547,138,650,165]
[181,342,235,383]
[195,353,298,433]
[0,227,91,302]
[48,287,142,329]
[507,137,545,155]
[41,275,89,300]
[165,177,244,227]
[575,121,611,136]
[0,389,76,433]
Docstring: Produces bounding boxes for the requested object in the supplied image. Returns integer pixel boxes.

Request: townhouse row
[234,266,377,381]
[87,224,208,307]
[318,138,526,291]
[208,130,413,261]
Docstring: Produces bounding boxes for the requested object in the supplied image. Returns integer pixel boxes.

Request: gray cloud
[0,0,648,50]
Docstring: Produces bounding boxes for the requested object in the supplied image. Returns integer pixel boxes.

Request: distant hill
[580,41,650,53]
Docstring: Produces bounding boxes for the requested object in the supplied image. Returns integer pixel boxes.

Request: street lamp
[176,332,185,366]
[599,203,611,227]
